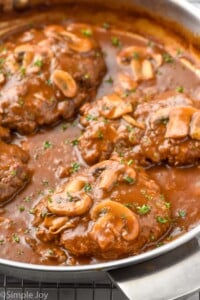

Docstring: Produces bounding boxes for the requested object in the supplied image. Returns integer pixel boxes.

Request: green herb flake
[34,59,43,67]
[160,194,165,201]
[12,233,20,243]
[111,36,121,47]
[43,140,52,150]
[81,28,93,37]
[176,86,184,93]
[127,159,134,166]
[178,210,186,218]
[124,175,135,184]
[0,239,4,245]
[84,183,92,193]
[102,22,110,30]
[42,179,49,186]
[0,58,5,67]
[176,48,183,57]
[163,53,174,63]
[29,209,35,215]
[24,196,32,203]
[137,204,151,215]
[86,114,97,121]
[70,162,80,173]
[165,202,171,209]
[67,192,74,202]
[20,67,26,77]
[105,76,113,84]
[71,139,79,146]
[97,131,104,139]
[10,170,17,177]
[156,216,168,224]
[19,206,25,212]
[132,51,139,60]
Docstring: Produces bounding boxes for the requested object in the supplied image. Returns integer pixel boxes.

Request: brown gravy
[0,4,200,265]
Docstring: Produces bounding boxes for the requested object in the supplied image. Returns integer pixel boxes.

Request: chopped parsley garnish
[67,192,74,202]
[19,206,25,212]
[81,28,92,37]
[111,36,121,47]
[43,141,52,150]
[156,216,168,224]
[160,194,165,201]
[147,40,155,48]
[0,239,4,245]
[163,53,174,63]
[105,76,113,84]
[176,48,183,57]
[34,59,43,67]
[137,204,151,215]
[10,170,17,177]
[127,159,134,166]
[29,209,35,215]
[124,176,135,184]
[71,139,79,146]
[42,179,49,186]
[102,22,110,30]
[46,79,52,86]
[97,131,104,139]
[71,162,80,173]
[12,234,20,243]
[0,58,5,68]
[132,51,139,60]
[61,123,68,131]
[20,67,26,77]
[84,183,92,193]
[86,114,97,121]
[178,210,186,218]
[165,202,171,209]
[176,86,184,93]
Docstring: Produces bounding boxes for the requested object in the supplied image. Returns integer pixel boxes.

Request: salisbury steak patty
[32,160,171,260]
[0,23,106,134]
[0,142,31,203]
[79,90,200,166]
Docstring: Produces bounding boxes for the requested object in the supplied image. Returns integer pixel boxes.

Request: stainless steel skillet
[0,1,200,299]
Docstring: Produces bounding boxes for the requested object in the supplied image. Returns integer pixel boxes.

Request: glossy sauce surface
[0,4,200,265]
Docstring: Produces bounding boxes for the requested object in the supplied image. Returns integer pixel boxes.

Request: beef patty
[0,23,106,134]
[32,160,171,260]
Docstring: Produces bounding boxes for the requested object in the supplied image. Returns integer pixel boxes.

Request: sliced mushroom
[101,93,133,119]
[117,46,147,65]
[180,58,200,78]
[165,106,197,139]
[153,53,163,68]
[150,107,172,127]
[48,190,92,217]
[118,45,163,82]
[44,215,74,234]
[47,177,92,216]
[14,44,33,57]
[142,59,154,80]
[91,160,136,191]
[52,70,78,98]
[90,200,140,249]
[123,114,145,129]
[60,31,94,53]
[118,73,138,90]
[130,59,143,81]
[0,73,5,84]
[190,111,200,140]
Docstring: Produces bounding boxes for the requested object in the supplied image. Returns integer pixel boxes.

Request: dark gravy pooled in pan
[0,4,200,265]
